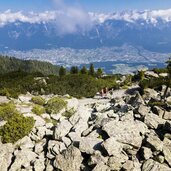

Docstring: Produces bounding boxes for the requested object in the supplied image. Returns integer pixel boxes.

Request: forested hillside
[0,56,60,75]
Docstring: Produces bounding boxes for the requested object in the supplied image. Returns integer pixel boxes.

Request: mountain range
[0,9,171,53]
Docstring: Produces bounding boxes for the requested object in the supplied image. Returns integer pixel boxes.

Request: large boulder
[92,162,110,171]
[145,130,163,152]
[54,119,72,140]
[34,158,45,171]
[54,145,83,171]
[88,151,108,166]
[141,147,153,160]
[47,140,66,159]
[79,137,103,154]
[0,96,10,103]
[9,149,37,171]
[142,159,171,171]
[102,137,123,156]
[107,153,128,171]
[143,88,159,101]
[72,118,88,135]
[0,143,14,171]
[18,94,33,103]
[65,97,79,111]
[163,111,171,120]
[94,102,111,112]
[15,136,34,150]
[144,113,165,129]
[137,104,150,117]
[34,139,46,154]
[163,137,171,167]
[144,71,159,78]
[102,120,143,149]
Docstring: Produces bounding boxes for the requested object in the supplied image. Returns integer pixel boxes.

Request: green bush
[31,96,45,106]
[0,88,21,99]
[139,78,168,90]
[0,102,17,121]
[32,105,45,115]
[45,97,67,114]
[0,113,34,143]
[153,68,168,74]
[148,101,166,108]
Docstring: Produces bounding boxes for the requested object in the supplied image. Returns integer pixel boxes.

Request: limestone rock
[146,131,163,152]
[141,147,153,160]
[9,149,37,171]
[122,160,134,171]
[62,137,72,147]
[72,118,88,135]
[54,145,83,171]
[66,97,79,111]
[142,159,171,171]
[18,94,32,103]
[15,136,34,150]
[34,158,45,171]
[107,153,128,171]
[143,88,159,100]
[0,143,14,171]
[163,137,171,167]
[163,110,171,120]
[79,137,103,154]
[54,119,72,140]
[92,162,110,171]
[88,151,108,166]
[34,139,46,154]
[102,120,142,149]
[47,140,66,159]
[0,96,10,103]
[137,104,150,117]
[144,71,159,78]
[144,113,165,129]
[102,137,123,156]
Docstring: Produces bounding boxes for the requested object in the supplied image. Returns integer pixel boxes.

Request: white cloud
[1,8,171,31]
[0,10,56,27]
[90,8,171,24]
[51,0,92,34]
[0,0,92,34]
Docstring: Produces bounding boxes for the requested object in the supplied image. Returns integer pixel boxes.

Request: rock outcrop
[0,84,171,171]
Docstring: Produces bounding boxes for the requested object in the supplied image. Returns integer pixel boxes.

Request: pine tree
[59,66,66,77]
[96,68,103,78]
[80,66,87,74]
[89,64,95,76]
[70,66,79,74]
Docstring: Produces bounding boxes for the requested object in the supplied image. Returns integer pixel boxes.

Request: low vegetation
[45,97,67,114]
[31,96,45,106]
[32,105,45,115]
[0,103,35,143]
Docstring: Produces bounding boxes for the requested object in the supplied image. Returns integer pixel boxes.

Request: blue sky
[1,0,171,12]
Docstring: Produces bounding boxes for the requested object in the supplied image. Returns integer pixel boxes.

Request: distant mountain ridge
[0,56,60,75]
[0,9,171,53]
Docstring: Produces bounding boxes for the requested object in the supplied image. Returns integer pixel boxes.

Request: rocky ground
[0,82,171,171]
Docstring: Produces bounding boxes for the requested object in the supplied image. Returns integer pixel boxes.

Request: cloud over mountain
[1,8,171,33]
[51,0,92,34]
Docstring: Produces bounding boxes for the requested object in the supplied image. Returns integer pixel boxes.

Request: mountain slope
[0,9,171,52]
[0,56,60,75]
